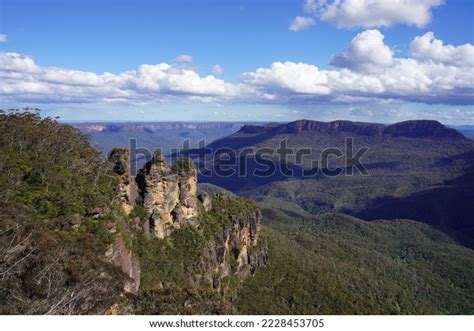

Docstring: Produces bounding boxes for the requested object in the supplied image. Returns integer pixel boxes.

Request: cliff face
[136,152,199,239]
[198,194,267,292]
[107,148,267,312]
[108,148,141,295]
[108,148,137,214]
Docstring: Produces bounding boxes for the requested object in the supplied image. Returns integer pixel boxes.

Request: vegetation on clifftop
[0,111,125,314]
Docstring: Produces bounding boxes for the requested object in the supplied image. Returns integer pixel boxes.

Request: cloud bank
[0,30,472,107]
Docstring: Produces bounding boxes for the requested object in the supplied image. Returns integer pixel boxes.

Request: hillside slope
[238,214,474,314]
[184,119,474,243]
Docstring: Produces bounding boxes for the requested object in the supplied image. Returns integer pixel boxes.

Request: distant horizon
[63,118,474,127]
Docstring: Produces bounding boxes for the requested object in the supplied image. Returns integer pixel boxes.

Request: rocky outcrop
[203,195,267,290]
[197,192,212,212]
[108,148,138,215]
[106,235,141,294]
[175,192,268,303]
[107,148,141,295]
[137,152,199,239]
[107,148,267,311]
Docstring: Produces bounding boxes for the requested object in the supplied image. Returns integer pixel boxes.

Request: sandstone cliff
[106,148,267,313]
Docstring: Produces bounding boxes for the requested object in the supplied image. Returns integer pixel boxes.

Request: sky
[0,0,473,124]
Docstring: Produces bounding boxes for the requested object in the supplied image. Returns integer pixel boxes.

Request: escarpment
[107,147,267,313]
[237,119,466,139]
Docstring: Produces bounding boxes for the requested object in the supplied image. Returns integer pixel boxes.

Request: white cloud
[0,30,472,107]
[240,61,330,95]
[330,29,394,73]
[239,30,473,105]
[131,63,237,97]
[289,16,316,32]
[303,0,318,14]
[174,54,193,63]
[0,52,40,72]
[212,64,224,75]
[302,0,444,28]
[410,32,474,67]
[0,52,244,104]
[0,34,7,42]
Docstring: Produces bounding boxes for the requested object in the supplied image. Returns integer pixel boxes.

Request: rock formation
[201,194,267,291]
[136,152,199,239]
[108,148,137,215]
[107,148,141,295]
[197,192,212,212]
[107,148,267,308]
[106,235,141,294]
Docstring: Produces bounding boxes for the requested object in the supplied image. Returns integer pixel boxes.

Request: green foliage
[134,193,260,314]
[137,226,208,291]
[0,111,125,314]
[171,156,196,175]
[133,285,232,315]
[199,194,259,240]
[132,224,234,314]
[0,111,117,223]
[129,205,148,221]
[199,127,474,238]
[237,214,474,314]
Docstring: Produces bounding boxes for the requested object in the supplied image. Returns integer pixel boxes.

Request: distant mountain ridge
[73,122,247,134]
[182,118,474,246]
[72,122,256,155]
[239,119,466,139]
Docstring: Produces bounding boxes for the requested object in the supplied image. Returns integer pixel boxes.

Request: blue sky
[0,0,473,123]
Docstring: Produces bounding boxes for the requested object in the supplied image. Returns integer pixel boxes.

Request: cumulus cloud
[0,31,472,107]
[289,16,316,32]
[0,52,246,104]
[174,54,193,63]
[241,61,330,95]
[410,32,474,67]
[330,29,394,73]
[0,34,7,42]
[0,52,39,72]
[239,30,473,105]
[212,64,224,75]
[302,0,444,28]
